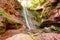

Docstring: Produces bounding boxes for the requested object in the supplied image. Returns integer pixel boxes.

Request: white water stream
[18,0,35,30]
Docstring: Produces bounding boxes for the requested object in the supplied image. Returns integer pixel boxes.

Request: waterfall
[18,0,35,30]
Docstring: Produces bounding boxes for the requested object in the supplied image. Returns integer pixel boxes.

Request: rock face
[4,33,60,40]
[0,0,27,34]
[0,0,26,34]
[35,33,60,40]
[6,33,33,40]
[0,0,26,40]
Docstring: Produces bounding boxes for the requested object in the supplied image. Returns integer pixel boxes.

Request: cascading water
[18,0,35,30]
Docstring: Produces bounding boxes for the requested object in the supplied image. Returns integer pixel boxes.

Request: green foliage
[0,8,19,24]
[31,0,45,4]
